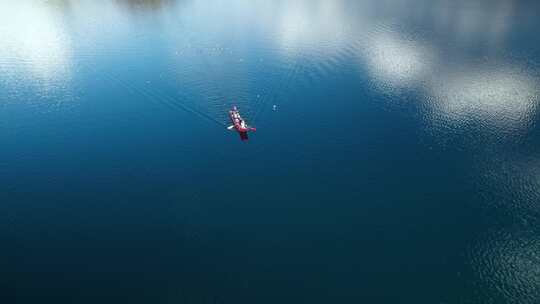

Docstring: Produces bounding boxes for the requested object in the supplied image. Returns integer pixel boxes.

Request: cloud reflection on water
[0,2,72,87]
[351,1,538,133]
[263,1,540,301]
[359,31,435,89]
[276,0,349,59]
[429,66,539,131]
[262,0,539,134]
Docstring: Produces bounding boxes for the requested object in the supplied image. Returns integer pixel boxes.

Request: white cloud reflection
[2,0,535,133]
[359,32,435,88]
[276,0,349,58]
[266,0,539,131]
[0,2,72,86]
[429,67,539,130]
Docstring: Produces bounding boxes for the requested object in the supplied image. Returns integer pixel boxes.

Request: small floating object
[272,105,277,111]
[228,106,256,141]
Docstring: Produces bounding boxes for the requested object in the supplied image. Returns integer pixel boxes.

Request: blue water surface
[1,1,540,303]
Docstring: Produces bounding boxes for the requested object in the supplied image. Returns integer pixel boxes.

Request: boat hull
[228,106,255,140]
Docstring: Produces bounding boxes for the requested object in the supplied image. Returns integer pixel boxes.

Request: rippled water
[1,0,540,303]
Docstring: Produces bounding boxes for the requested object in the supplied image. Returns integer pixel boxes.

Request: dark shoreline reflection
[114,0,179,12]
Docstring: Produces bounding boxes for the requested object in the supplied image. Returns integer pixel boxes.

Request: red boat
[228,106,256,140]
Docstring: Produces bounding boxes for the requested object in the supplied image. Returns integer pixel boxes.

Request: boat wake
[81,37,309,130]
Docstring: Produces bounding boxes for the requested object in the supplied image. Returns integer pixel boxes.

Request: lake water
[1,0,540,303]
